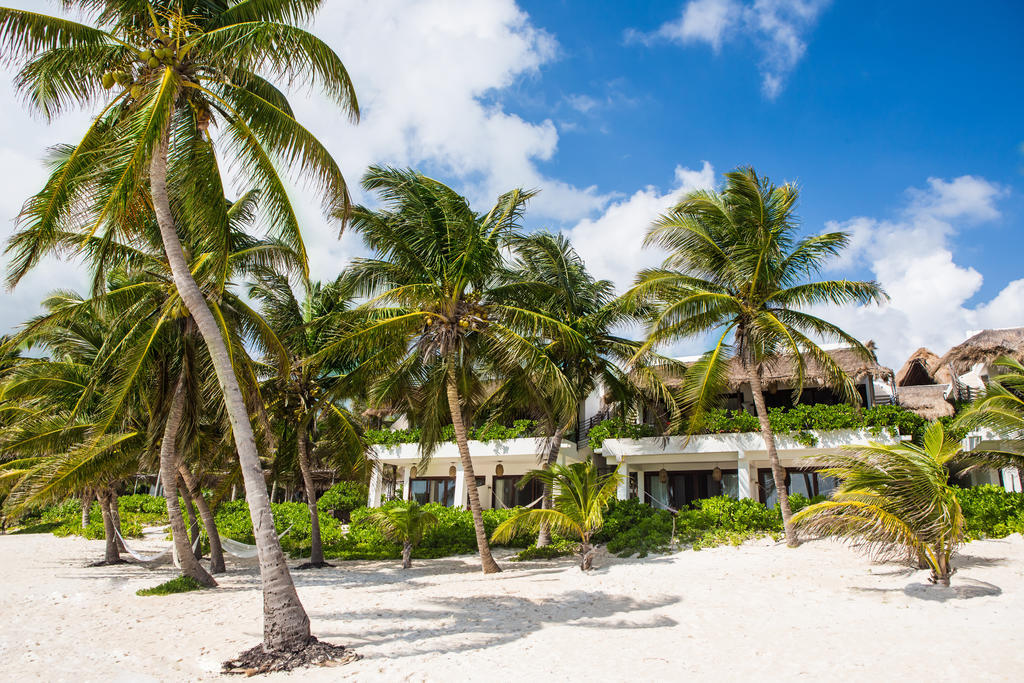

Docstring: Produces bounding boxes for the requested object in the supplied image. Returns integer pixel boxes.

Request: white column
[368,466,382,508]
[636,466,646,505]
[616,459,629,500]
[402,465,411,501]
[453,464,467,509]
[737,450,752,500]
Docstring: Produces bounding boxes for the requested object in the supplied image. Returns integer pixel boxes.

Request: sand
[1,531,1022,682]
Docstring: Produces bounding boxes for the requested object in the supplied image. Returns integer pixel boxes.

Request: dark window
[642,470,738,510]
[409,477,457,506]
[492,475,544,509]
[758,468,838,507]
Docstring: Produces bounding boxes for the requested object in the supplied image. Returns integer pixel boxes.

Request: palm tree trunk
[297,420,326,567]
[98,489,120,564]
[179,477,203,560]
[81,489,92,529]
[445,365,501,573]
[109,489,126,553]
[537,428,565,548]
[402,541,412,569]
[160,375,216,587]
[151,128,310,649]
[747,367,798,546]
[178,464,225,574]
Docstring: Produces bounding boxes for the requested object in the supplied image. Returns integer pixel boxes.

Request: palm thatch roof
[938,327,1024,374]
[896,384,955,420]
[661,345,894,391]
[895,347,953,386]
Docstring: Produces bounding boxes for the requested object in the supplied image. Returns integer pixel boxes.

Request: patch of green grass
[509,540,578,561]
[136,575,206,596]
[11,521,64,534]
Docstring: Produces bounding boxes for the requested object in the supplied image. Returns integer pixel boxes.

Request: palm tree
[0,295,144,565]
[628,167,887,546]
[366,501,439,569]
[251,273,365,568]
[0,1,356,650]
[793,423,965,586]
[488,232,681,546]
[956,357,1024,480]
[491,459,622,570]
[329,166,582,574]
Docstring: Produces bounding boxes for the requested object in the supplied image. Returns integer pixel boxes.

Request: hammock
[492,493,545,510]
[219,526,293,559]
[114,528,201,568]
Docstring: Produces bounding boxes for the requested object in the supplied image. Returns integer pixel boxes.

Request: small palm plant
[956,356,1024,478]
[367,501,439,569]
[491,459,622,570]
[792,423,965,586]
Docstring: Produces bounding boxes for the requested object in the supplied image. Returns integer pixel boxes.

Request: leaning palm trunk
[178,478,203,560]
[297,422,327,567]
[109,489,126,553]
[151,130,310,649]
[536,428,565,548]
[402,541,413,569]
[747,365,797,546]
[179,464,225,573]
[97,489,121,564]
[160,376,216,587]
[445,367,501,573]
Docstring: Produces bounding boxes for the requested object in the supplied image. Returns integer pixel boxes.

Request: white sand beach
[2,532,1022,682]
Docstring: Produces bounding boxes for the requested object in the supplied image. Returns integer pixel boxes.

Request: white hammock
[114,528,201,568]
[219,526,292,559]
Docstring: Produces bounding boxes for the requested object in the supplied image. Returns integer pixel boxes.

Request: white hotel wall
[368,438,581,509]
[600,429,902,502]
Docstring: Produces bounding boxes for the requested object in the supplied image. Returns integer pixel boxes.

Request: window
[492,475,544,509]
[642,470,738,510]
[758,468,838,508]
[409,477,457,506]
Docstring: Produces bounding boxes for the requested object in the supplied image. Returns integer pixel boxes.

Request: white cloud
[0,0,616,333]
[564,162,716,293]
[816,174,1021,368]
[631,0,831,99]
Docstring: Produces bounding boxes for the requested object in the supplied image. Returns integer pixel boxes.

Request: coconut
[101,73,114,89]
[130,85,143,100]
[148,57,160,69]
[140,49,153,61]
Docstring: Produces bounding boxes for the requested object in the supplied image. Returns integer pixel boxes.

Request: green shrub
[510,539,578,561]
[588,418,657,450]
[955,485,1024,539]
[215,500,347,558]
[366,419,538,447]
[317,481,369,518]
[136,575,206,596]
[118,494,166,515]
[591,404,933,450]
[324,502,537,560]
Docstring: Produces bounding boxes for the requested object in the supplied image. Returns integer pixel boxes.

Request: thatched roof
[896,384,955,420]
[939,327,1024,374]
[662,345,894,392]
[895,347,953,386]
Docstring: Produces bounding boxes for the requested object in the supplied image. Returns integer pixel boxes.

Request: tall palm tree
[0,0,356,650]
[793,422,965,586]
[489,232,681,546]
[326,166,582,574]
[628,168,887,546]
[366,501,439,569]
[956,357,1024,480]
[491,459,622,570]
[251,273,365,568]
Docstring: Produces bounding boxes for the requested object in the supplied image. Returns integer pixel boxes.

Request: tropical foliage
[793,423,965,585]
[627,167,887,544]
[491,459,622,570]
[366,500,439,568]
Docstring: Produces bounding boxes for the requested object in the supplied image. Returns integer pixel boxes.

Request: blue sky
[0,0,1021,366]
